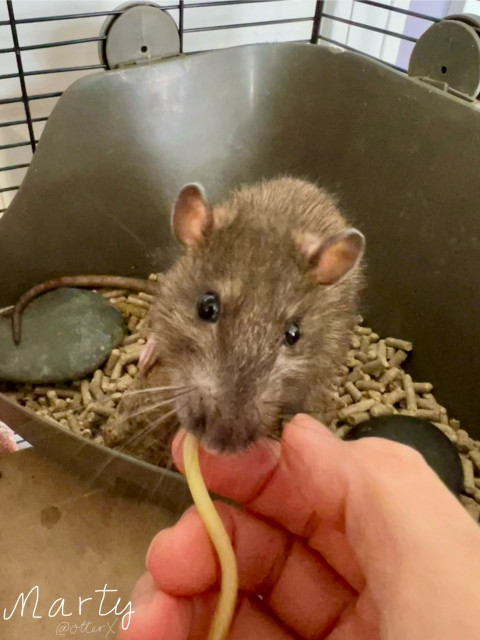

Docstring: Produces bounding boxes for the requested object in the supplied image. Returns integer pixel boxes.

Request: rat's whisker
[114,406,179,454]
[123,384,193,398]
[87,407,181,489]
[116,389,193,424]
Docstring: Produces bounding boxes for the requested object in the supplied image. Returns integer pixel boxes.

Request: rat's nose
[200,415,260,454]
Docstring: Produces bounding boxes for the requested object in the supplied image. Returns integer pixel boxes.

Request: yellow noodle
[183,432,238,639]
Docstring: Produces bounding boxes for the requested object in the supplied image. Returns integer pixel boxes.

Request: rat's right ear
[172,183,213,247]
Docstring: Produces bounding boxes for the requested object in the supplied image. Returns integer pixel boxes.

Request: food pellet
[104,349,121,376]
[89,402,115,418]
[101,375,112,393]
[127,364,138,377]
[457,430,474,453]
[126,296,150,310]
[346,411,370,426]
[66,414,83,435]
[355,351,369,364]
[347,369,363,383]
[383,388,406,406]
[116,374,134,393]
[379,367,400,385]
[413,382,433,394]
[361,358,386,375]
[386,346,395,359]
[389,350,408,368]
[403,375,417,412]
[339,394,353,406]
[370,403,394,417]
[377,340,388,367]
[121,348,142,366]
[345,382,362,402]
[127,316,140,332]
[416,397,437,410]
[360,335,370,353]
[354,326,371,336]
[462,457,476,495]
[356,380,385,392]
[46,390,58,407]
[80,380,92,406]
[414,409,442,422]
[101,289,128,299]
[338,399,376,420]
[385,337,413,351]
[89,380,104,402]
[350,335,361,350]
[110,360,124,381]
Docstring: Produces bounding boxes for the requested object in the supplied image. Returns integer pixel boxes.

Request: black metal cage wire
[0,0,456,215]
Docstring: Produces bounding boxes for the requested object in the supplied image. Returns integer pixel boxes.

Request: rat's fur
[145,177,365,453]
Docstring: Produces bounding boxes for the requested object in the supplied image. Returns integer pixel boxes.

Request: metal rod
[0,64,106,81]
[0,91,63,106]
[0,141,36,150]
[0,117,48,129]
[0,37,106,55]
[319,35,406,72]
[6,0,36,153]
[355,0,439,22]
[0,163,30,172]
[184,16,313,33]
[310,1,324,45]
[179,0,184,53]
[322,13,417,42]
[6,6,179,24]
[187,0,288,7]
[8,10,122,24]
[20,36,106,52]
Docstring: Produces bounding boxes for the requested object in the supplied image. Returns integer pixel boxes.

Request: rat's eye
[284,321,301,346]
[197,291,220,322]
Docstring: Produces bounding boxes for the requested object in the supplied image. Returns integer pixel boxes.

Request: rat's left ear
[172,183,213,247]
[295,228,365,285]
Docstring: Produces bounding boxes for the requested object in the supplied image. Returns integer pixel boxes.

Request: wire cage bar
[0,0,476,214]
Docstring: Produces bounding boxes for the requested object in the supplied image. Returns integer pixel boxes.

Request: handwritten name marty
[2,584,134,630]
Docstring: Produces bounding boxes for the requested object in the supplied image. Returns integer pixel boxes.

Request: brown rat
[13,176,365,457]
[138,176,365,454]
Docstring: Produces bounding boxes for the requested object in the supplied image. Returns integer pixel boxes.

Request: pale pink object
[0,421,17,454]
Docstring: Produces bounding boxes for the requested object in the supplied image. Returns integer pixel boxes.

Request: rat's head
[141,179,365,453]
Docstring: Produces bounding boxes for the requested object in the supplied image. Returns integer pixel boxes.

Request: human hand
[0,421,17,454]
[119,414,480,639]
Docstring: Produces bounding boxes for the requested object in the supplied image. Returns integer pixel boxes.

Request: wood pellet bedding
[2,279,480,522]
